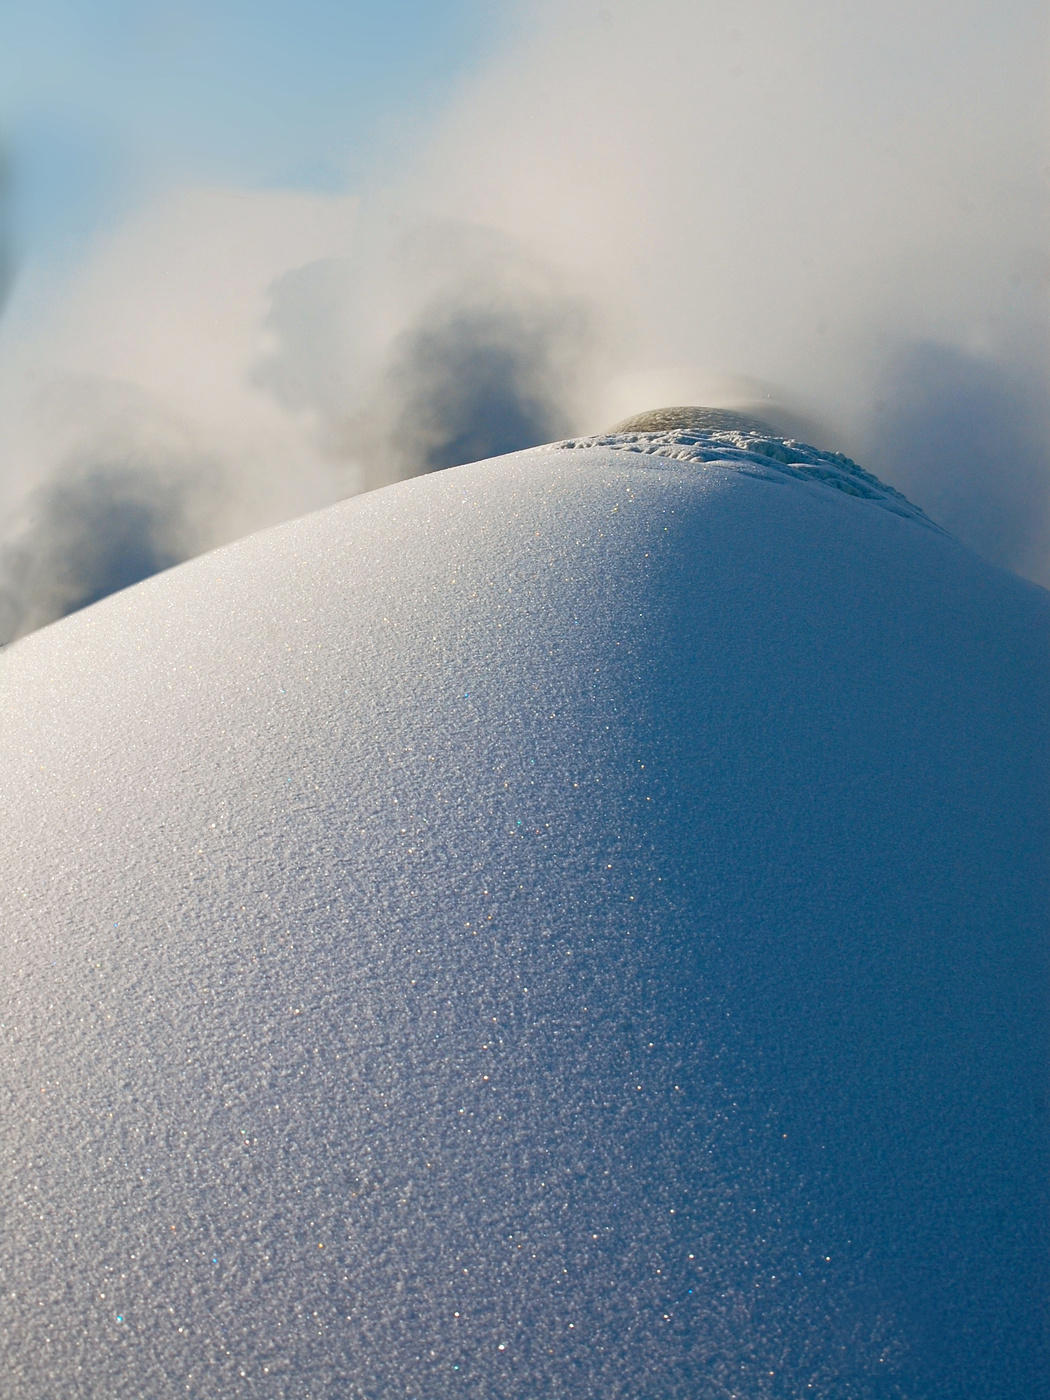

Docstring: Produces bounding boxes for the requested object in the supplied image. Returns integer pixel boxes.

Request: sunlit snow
[1,431,1047,1397]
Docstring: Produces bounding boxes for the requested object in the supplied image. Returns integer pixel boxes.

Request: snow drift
[1,427,1047,1397]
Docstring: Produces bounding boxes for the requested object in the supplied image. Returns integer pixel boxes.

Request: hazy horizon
[2,0,1048,641]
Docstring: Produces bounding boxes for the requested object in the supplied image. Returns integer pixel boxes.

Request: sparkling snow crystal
[1,434,1046,1398]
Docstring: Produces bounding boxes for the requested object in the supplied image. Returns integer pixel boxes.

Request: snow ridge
[558,428,939,528]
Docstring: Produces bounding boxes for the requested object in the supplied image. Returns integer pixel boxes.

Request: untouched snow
[1,437,1048,1398]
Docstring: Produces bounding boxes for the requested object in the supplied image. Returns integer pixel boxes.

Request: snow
[561,424,941,526]
[1,432,1048,1397]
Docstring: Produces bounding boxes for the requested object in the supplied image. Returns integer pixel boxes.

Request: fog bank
[2,0,1047,638]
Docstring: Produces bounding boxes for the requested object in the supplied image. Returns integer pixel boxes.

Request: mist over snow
[0,191,599,639]
[1,0,1047,629]
[2,2,1049,1378]
[0,458,206,644]
[413,0,1050,577]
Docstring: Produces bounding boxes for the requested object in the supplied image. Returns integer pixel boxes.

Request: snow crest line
[557,429,940,529]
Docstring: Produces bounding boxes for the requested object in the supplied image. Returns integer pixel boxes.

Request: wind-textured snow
[1,436,1047,1398]
[560,426,940,527]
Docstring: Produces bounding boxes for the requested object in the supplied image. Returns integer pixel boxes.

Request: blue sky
[3,0,500,256]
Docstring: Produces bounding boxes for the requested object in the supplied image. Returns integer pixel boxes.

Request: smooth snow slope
[1,433,1048,1398]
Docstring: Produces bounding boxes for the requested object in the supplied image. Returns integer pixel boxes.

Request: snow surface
[560,426,940,528]
[1,435,1048,1398]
